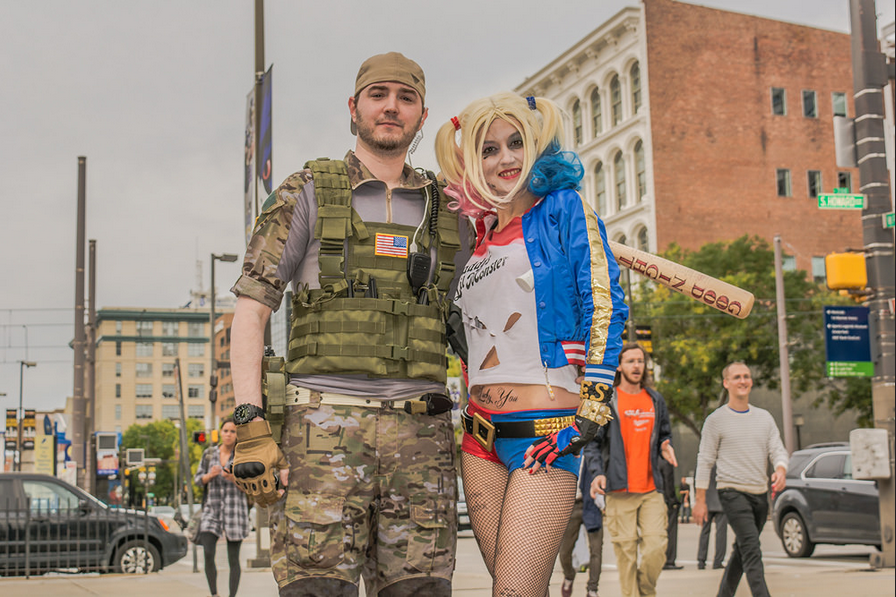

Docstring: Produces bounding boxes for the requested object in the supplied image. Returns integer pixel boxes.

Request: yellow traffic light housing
[825,252,866,290]
[211,430,219,444]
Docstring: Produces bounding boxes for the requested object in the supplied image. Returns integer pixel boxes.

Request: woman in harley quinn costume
[435,92,627,596]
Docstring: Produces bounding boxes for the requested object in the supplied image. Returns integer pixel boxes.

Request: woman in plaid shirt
[195,417,250,597]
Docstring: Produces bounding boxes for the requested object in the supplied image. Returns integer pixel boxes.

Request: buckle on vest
[471,412,496,452]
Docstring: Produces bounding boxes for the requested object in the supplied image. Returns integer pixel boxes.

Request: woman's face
[480,118,525,198]
[220,422,237,447]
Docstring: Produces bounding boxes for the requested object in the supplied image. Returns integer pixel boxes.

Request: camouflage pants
[270,401,457,595]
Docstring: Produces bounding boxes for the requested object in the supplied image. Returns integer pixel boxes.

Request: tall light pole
[210,253,238,430]
[17,360,36,471]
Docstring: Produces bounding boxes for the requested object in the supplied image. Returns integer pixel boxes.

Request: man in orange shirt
[584,343,677,597]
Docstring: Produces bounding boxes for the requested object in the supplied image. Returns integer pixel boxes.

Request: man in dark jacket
[584,343,677,597]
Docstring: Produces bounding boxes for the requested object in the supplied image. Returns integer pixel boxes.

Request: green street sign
[884,212,895,229]
[826,361,874,377]
[818,193,864,209]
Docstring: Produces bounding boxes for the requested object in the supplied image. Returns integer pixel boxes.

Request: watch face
[234,404,252,423]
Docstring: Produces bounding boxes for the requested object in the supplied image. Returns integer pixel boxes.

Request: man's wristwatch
[233,403,267,425]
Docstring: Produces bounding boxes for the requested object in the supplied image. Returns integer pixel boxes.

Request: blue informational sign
[823,305,873,377]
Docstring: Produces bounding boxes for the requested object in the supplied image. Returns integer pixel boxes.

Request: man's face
[723,363,753,400]
[350,82,427,156]
[618,348,646,386]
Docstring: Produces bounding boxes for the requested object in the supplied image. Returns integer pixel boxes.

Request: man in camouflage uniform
[229,53,464,597]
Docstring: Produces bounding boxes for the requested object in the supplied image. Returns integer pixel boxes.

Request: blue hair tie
[526,96,537,111]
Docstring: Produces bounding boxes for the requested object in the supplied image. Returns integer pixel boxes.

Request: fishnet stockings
[462,452,577,597]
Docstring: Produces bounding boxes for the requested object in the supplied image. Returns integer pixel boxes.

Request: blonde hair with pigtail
[435,92,566,215]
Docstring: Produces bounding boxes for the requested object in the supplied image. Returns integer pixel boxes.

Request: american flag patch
[561,341,586,366]
[374,233,408,258]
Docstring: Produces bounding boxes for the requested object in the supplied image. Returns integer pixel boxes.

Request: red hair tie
[451,116,461,131]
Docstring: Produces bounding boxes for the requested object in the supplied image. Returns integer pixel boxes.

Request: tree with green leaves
[121,417,206,506]
[628,235,871,439]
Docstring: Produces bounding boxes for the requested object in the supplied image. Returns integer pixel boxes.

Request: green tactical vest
[286,158,461,383]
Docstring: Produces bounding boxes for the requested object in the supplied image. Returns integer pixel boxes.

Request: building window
[776,169,792,197]
[136,363,153,377]
[630,62,641,114]
[136,320,153,336]
[616,234,627,246]
[782,255,797,271]
[634,140,646,201]
[188,322,204,337]
[188,363,205,378]
[162,384,176,399]
[115,363,121,378]
[162,405,180,420]
[771,87,786,115]
[614,151,626,210]
[572,100,583,146]
[188,385,203,399]
[807,170,822,198]
[188,343,205,358]
[188,405,205,420]
[802,90,817,118]
[115,321,122,335]
[115,341,122,356]
[610,75,622,126]
[832,92,847,117]
[594,162,606,215]
[162,321,178,336]
[136,342,153,357]
[811,256,826,284]
[591,88,602,136]
[115,383,121,399]
[115,405,121,421]
[837,172,852,192]
[637,227,649,252]
[136,384,153,399]
[135,405,153,420]
[162,363,175,377]
[161,342,178,357]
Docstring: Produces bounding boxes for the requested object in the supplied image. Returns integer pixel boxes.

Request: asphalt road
[0,520,892,596]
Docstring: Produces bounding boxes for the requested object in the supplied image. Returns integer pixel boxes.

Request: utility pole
[72,156,87,490]
[849,0,896,570]
[174,358,199,573]
[86,239,97,495]
[773,235,795,455]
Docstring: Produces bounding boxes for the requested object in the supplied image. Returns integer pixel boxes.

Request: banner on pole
[258,65,273,196]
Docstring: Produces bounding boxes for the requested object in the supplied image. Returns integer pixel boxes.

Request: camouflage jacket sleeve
[231,170,314,310]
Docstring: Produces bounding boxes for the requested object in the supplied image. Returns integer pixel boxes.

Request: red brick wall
[644,0,862,272]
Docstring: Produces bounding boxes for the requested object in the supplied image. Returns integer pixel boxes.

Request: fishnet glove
[233,420,287,506]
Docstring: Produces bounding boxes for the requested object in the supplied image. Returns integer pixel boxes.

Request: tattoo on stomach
[478,387,518,409]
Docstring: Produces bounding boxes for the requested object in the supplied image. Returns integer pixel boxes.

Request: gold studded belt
[461,406,575,451]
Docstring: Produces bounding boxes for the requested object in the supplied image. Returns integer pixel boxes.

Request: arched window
[591,88,602,137]
[631,62,641,114]
[611,75,622,126]
[617,234,627,246]
[634,140,646,201]
[594,162,606,215]
[637,227,649,252]
[614,151,626,211]
[572,100,583,146]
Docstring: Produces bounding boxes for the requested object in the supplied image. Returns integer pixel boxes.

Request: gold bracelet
[577,398,614,425]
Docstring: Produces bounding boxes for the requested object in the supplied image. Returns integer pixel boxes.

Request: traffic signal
[192,430,208,444]
[210,430,219,444]
[825,252,866,290]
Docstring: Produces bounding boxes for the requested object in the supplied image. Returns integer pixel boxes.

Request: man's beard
[355,109,421,156]
[621,369,643,387]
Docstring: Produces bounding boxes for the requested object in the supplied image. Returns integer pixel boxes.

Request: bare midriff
[470,383,580,413]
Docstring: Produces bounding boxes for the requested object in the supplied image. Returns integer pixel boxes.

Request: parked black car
[772,443,880,557]
[0,472,188,575]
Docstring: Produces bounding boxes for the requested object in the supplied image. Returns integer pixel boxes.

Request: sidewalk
[1,525,893,596]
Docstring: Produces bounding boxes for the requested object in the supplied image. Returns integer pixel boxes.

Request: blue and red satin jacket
[474,188,628,387]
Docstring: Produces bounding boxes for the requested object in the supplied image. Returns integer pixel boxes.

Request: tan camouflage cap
[351,52,426,134]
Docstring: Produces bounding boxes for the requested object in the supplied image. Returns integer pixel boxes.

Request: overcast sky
[1,0,893,415]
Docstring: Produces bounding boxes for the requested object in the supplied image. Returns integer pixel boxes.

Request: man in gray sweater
[693,362,788,597]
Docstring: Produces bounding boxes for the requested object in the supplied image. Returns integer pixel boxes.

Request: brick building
[515,0,862,276]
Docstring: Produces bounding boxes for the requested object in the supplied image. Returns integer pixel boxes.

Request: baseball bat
[608,240,755,319]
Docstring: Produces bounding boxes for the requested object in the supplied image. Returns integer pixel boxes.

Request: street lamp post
[17,360,37,471]
[210,253,238,430]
